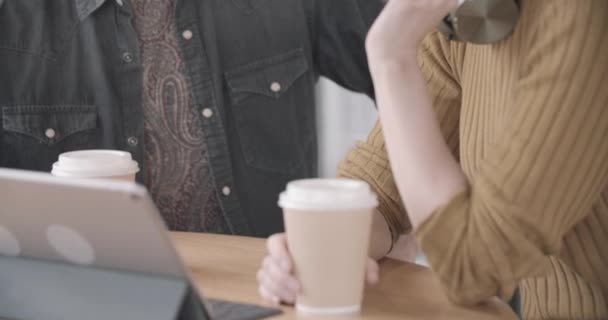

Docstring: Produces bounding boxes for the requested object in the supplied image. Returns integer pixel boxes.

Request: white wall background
[316,78,377,177]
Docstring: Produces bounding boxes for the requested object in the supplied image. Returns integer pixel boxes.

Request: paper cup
[279,179,377,315]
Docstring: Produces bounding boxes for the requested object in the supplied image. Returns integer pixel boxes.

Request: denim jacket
[0,0,381,236]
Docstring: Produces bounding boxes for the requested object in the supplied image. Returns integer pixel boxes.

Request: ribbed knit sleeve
[415,0,608,308]
[338,121,411,240]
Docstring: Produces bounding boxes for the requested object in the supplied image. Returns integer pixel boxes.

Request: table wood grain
[171,232,517,320]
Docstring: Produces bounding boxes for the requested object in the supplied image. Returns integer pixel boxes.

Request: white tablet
[0,167,283,320]
[0,167,185,278]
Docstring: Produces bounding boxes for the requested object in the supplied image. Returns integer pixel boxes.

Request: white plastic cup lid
[278,178,378,211]
[51,150,139,178]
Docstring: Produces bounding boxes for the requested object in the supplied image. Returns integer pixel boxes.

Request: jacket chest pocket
[225,49,314,174]
[1,105,99,171]
[0,1,80,60]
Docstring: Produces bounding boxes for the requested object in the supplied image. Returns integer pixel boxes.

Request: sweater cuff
[414,185,552,305]
[415,189,470,251]
[414,189,503,304]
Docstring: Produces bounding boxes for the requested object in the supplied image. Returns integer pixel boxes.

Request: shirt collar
[74,0,108,21]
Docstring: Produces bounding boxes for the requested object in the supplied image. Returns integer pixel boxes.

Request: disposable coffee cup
[51,150,139,182]
[279,178,378,315]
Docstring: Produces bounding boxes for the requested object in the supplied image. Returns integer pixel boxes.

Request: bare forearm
[371,60,467,229]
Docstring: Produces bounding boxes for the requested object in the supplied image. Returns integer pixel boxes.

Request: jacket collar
[74,0,107,21]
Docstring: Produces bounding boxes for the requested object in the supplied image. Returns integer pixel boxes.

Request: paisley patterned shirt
[132,0,228,233]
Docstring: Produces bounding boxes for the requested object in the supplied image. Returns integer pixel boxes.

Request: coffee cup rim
[278,178,378,210]
[51,150,139,178]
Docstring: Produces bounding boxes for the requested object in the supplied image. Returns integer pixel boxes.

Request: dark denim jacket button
[182,30,193,40]
[45,128,57,139]
[202,108,214,119]
[122,52,133,63]
[127,136,138,147]
[222,186,231,197]
[270,82,282,93]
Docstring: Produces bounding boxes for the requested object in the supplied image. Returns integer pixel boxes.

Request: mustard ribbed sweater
[339,1,608,319]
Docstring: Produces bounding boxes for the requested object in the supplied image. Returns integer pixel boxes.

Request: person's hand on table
[256,233,380,305]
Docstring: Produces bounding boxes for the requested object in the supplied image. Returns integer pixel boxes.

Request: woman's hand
[366,0,458,65]
[257,233,380,305]
[387,233,418,262]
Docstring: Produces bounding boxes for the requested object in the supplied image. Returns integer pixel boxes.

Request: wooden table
[172,232,517,320]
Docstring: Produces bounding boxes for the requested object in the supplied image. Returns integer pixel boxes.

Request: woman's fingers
[258,233,299,305]
[266,233,293,273]
[366,258,380,285]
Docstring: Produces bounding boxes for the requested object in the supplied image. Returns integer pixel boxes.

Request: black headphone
[438,0,520,44]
